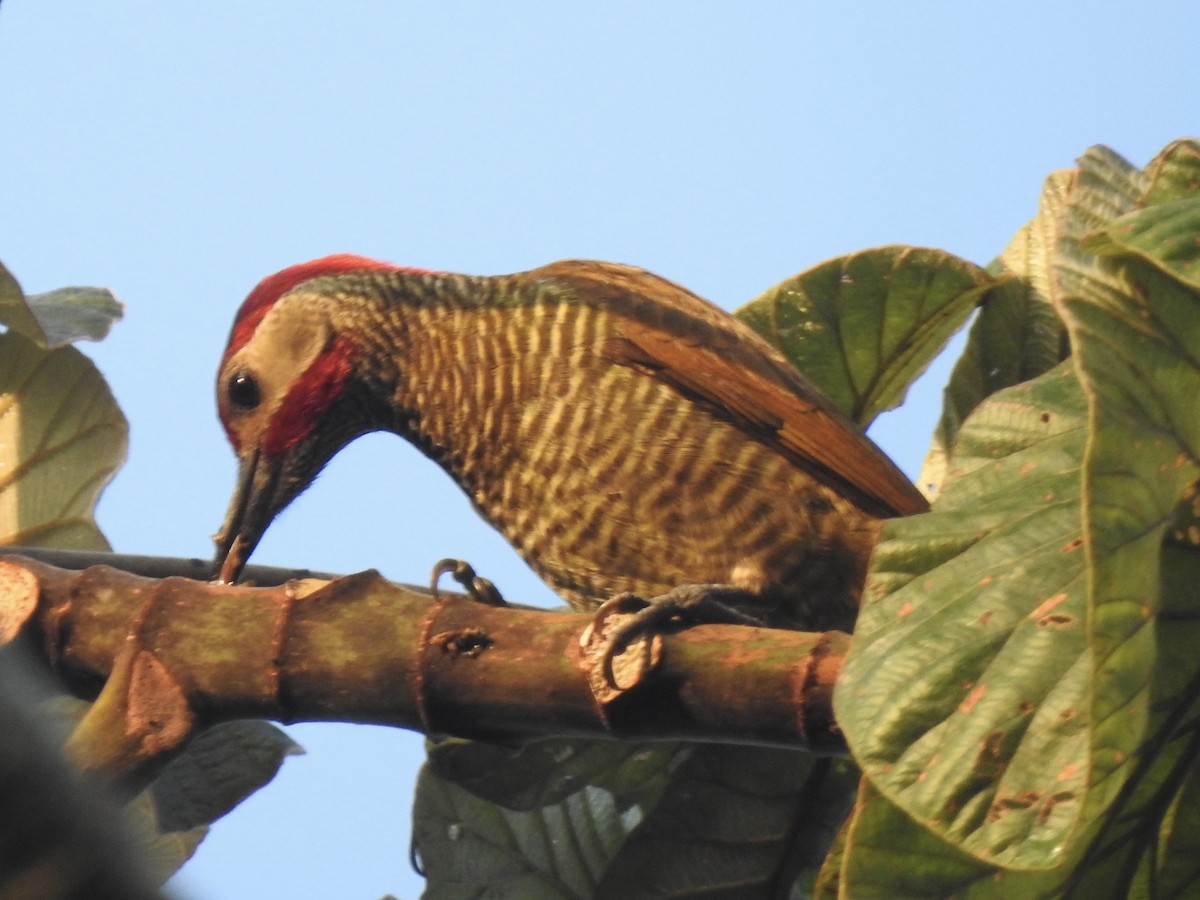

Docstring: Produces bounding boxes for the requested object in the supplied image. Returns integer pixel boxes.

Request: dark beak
[212,447,283,583]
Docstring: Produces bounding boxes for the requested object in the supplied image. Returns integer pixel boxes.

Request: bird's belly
[472,378,878,629]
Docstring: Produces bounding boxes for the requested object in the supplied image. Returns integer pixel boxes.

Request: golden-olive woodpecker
[213,255,926,632]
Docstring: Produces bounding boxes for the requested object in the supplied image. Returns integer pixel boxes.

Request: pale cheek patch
[220,294,334,453]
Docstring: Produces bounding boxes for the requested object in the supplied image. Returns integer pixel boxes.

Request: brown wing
[530,260,929,518]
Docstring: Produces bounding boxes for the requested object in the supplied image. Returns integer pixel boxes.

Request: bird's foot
[583,584,763,692]
[429,558,506,606]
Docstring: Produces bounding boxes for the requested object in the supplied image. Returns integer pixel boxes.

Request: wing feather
[532,260,928,518]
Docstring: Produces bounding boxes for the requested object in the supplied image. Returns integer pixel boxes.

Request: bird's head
[212,254,407,583]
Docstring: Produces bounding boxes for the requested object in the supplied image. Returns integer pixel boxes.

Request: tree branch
[2,555,849,778]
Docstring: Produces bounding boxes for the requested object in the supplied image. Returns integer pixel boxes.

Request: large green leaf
[736,246,993,427]
[1060,142,1200,900]
[0,330,127,549]
[839,140,1200,892]
[419,740,856,899]
[833,542,1200,898]
[594,748,857,899]
[413,763,634,899]
[836,360,1091,868]
[829,780,999,898]
[141,721,303,878]
[1051,539,1200,899]
[1056,200,1200,886]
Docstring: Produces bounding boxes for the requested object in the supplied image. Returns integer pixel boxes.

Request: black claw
[430,558,506,606]
[597,585,763,688]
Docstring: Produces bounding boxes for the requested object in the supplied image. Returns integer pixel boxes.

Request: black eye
[227,370,262,412]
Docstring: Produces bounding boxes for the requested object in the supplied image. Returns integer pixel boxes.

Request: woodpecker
[213,256,926,632]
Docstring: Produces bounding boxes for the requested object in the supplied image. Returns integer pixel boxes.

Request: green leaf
[1056,250,1200,853]
[1083,198,1200,290]
[0,330,127,549]
[594,748,858,899]
[1040,537,1200,898]
[1052,145,1147,331]
[837,360,1092,868]
[138,721,302,879]
[832,780,996,897]
[148,721,303,833]
[736,246,993,427]
[854,140,1200,889]
[918,169,1072,498]
[0,260,123,348]
[0,261,48,346]
[413,763,633,899]
[422,741,859,898]
[947,541,1200,897]
[1147,737,1200,896]
[25,287,124,346]
[1140,138,1200,206]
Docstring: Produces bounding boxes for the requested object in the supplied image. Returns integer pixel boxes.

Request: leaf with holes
[836,360,1092,868]
[826,780,998,898]
[735,246,994,428]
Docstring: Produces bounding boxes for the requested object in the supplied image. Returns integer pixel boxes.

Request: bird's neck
[334,270,535,483]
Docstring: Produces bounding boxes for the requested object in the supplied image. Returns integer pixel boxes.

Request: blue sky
[1,2,1196,897]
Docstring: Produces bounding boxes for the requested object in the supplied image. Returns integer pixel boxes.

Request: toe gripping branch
[583,584,765,698]
[422,564,782,716]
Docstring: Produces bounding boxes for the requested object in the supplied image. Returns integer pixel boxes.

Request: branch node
[413,592,445,733]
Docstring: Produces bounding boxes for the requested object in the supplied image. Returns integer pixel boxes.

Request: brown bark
[1,555,848,781]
